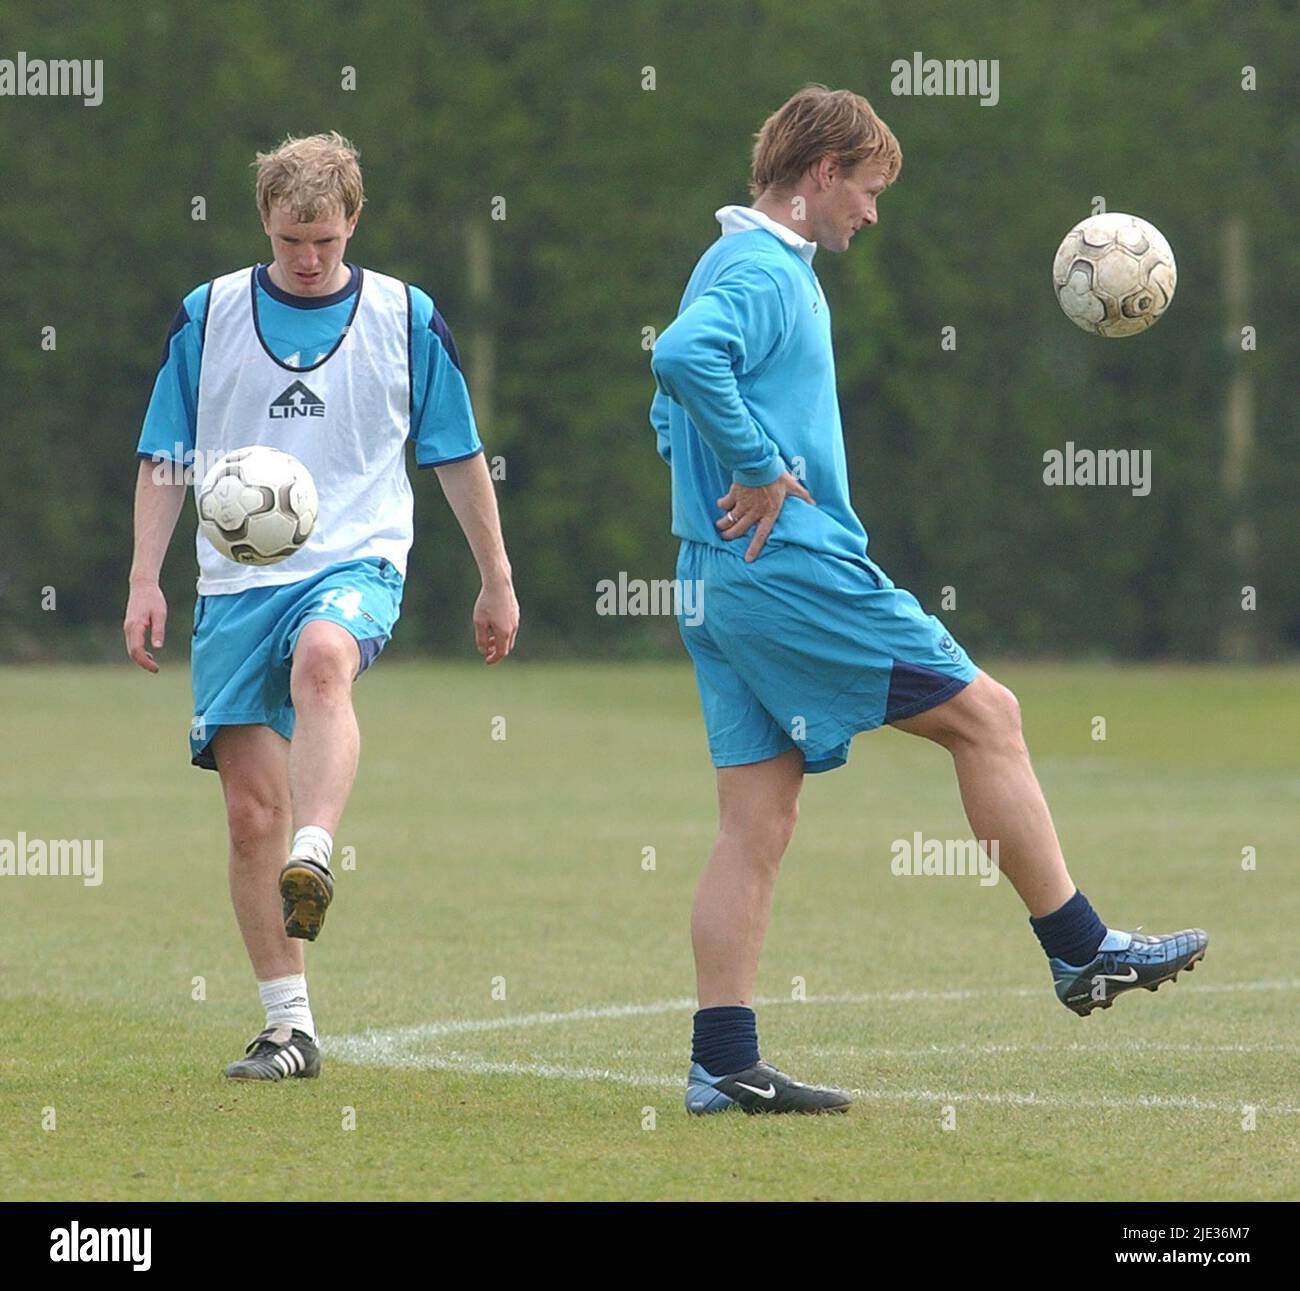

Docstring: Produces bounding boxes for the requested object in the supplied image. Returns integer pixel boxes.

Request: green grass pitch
[1,660,1297,1200]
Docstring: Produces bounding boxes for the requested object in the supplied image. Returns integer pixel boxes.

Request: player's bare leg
[892,670,1206,1015]
[278,619,362,940]
[890,671,1073,916]
[693,749,804,1007]
[215,724,320,1079]
[288,620,361,834]
[216,724,298,977]
[687,748,851,1113]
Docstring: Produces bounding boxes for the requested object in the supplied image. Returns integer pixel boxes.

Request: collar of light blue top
[715,205,817,264]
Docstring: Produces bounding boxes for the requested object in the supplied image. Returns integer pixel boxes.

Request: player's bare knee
[761,800,799,860]
[969,677,1024,753]
[721,795,799,866]
[998,683,1023,733]
[779,795,800,848]
[224,788,289,856]
[291,632,358,704]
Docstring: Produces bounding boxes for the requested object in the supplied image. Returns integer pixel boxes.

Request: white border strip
[329,979,1300,1115]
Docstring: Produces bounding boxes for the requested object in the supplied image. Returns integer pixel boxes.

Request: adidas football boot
[223,1024,320,1080]
[279,856,334,941]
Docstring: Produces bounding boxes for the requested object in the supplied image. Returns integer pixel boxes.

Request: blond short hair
[253,131,365,223]
[750,85,902,198]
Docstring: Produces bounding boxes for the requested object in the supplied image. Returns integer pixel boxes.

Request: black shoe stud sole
[279,860,333,941]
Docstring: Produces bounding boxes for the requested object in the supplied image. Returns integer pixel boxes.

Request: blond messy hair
[750,85,901,198]
[253,131,365,223]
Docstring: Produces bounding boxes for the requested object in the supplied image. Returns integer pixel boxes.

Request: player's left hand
[473,578,520,664]
[716,472,815,562]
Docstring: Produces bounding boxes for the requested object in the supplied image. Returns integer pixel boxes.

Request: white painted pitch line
[324,1042,1300,1117]
[329,1038,676,1088]
[846,1087,1300,1116]
[327,978,1300,1116]
[331,977,1300,1049]
[343,997,700,1042]
[807,1040,1300,1058]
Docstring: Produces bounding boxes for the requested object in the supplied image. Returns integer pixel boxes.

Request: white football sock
[290,825,334,871]
[259,973,316,1040]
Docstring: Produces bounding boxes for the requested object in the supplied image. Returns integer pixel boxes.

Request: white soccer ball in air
[197,446,318,565]
[1052,213,1177,337]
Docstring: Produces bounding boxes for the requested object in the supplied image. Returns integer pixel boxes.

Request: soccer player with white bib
[124,133,518,1080]
[650,88,1207,1115]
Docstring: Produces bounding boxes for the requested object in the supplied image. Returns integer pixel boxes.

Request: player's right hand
[124,581,168,673]
[716,471,815,562]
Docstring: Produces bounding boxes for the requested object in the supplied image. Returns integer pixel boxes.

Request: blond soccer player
[125,132,518,1080]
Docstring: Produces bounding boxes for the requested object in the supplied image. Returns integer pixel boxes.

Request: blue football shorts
[677,539,977,774]
[188,556,404,771]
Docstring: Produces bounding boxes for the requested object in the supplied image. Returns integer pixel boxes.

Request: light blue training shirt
[650,207,871,564]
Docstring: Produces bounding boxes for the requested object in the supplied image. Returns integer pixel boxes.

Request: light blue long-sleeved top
[650,207,870,563]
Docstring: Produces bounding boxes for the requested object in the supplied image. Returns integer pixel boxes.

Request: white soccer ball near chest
[197,446,318,565]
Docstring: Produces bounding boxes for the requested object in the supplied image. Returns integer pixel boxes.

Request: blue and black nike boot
[1052,927,1208,1017]
[686,1060,852,1114]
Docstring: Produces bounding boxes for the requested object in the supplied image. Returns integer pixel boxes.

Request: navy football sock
[1030,889,1107,966]
[691,1006,760,1077]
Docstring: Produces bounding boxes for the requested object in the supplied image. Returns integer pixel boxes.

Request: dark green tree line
[1,0,1294,661]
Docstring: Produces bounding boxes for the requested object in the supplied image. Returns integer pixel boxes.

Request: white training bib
[194,265,413,595]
